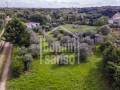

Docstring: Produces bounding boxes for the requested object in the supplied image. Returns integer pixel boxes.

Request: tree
[4,17,30,45]
[29,14,48,25]
[98,25,111,35]
[94,16,108,26]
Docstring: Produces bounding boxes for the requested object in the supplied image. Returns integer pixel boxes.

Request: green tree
[95,16,108,26]
[4,17,30,45]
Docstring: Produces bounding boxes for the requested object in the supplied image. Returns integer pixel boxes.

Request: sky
[0,0,120,8]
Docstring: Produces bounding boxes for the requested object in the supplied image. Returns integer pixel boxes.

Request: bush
[98,25,111,35]
[11,56,23,78]
[30,31,39,44]
[52,30,60,37]
[18,46,27,56]
[29,44,40,58]
[94,16,108,26]
[83,31,95,37]
[84,36,94,45]
[76,43,91,62]
[102,45,120,64]
[104,61,120,89]
[94,34,103,44]
[57,34,62,40]
[99,41,112,53]
[60,36,71,45]
[23,53,33,71]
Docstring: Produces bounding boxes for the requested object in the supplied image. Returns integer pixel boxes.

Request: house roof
[112,12,120,20]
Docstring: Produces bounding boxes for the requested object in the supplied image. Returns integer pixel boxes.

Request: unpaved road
[0,42,12,90]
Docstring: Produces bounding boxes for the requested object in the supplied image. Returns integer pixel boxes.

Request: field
[62,24,99,32]
[7,25,111,90]
[7,54,110,90]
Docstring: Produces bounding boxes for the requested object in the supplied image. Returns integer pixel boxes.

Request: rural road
[0,42,12,90]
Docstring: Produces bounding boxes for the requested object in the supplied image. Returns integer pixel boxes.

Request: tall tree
[4,17,30,45]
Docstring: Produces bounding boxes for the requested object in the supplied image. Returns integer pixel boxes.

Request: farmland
[7,25,111,90]
[0,6,119,90]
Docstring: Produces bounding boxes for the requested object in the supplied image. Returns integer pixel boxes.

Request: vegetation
[4,17,30,45]
[62,24,99,32]
[99,41,120,89]
[1,6,120,90]
[7,52,111,90]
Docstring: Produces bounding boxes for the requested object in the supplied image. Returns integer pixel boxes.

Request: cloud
[0,0,119,8]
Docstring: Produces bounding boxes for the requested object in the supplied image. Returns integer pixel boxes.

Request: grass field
[62,24,99,33]
[7,54,111,90]
[7,38,111,90]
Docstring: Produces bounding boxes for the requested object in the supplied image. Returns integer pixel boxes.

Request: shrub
[30,31,39,44]
[23,53,33,71]
[63,31,71,36]
[99,41,112,53]
[76,43,91,62]
[84,36,94,45]
[60,36,71,45]
[103,46,120,65]
[57,34,63,40]
[104,61,120,89]
[52,30,60,37]
[29,44,40,58]
[94,16,108,26]
[83,31,95,37]
[98,25,111,35]
[94,34,103,44]
[11,56,23,78]
[18,46,27,56]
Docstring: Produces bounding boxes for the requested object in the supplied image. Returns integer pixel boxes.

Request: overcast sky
[0,0,120,8]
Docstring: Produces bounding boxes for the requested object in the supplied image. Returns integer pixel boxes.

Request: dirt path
[0,42,12,90]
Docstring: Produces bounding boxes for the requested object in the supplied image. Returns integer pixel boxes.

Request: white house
[109,12,120,25]
[26,22,40,29]
[5,16,11,23]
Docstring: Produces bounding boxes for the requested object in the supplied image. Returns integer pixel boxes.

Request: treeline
[0,6,120,29]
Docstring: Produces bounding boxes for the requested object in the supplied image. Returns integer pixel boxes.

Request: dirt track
[0,42,12,90]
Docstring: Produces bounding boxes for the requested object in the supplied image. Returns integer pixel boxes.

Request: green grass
[7,53,111,90]
[7,34,111,90]
[62,24,99,33]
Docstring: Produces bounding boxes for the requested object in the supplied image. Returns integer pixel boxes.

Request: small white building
[109,12,120,25]
[26,22,40,29]
[5,16,11,23]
